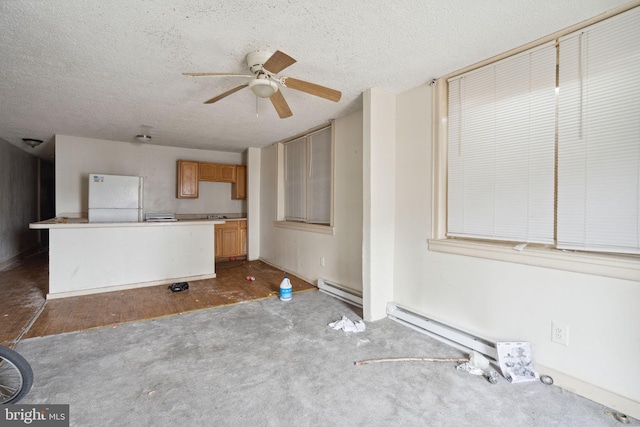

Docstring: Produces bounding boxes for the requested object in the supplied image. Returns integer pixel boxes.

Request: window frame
[429,5,640,281]
[275,121,335,235]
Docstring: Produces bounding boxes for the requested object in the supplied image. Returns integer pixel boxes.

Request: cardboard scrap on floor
[329,316,365,333]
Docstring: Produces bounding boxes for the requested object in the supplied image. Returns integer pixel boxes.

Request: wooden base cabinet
[215,220,247,260]
[239,220,247,255]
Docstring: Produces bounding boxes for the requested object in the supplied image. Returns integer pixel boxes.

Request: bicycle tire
[0,345,34,404]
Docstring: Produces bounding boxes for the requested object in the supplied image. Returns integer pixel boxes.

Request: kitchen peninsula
[30,217,226,299]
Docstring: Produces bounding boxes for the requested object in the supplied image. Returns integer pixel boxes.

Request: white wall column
[363,88,396,321]
[247,147,261,261]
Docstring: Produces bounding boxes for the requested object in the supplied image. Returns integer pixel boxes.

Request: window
[447,42,557,245]
[277,124,333,232]
[556,15,640,254]
[431,6,640,280]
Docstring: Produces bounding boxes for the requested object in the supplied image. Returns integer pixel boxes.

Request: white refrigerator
[88,174,144,223]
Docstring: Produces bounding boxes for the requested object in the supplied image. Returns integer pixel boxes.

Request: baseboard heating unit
[317,279,363,308]
[387,303,498,360]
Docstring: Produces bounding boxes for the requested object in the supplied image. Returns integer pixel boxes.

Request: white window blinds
[557,7,640,254]
[285,137,306,221]
[447,42,557,244]
[283,126,333,224]
[307,127,332,224]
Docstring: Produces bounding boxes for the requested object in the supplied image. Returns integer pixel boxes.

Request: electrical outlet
[320,257,325,267]
[552,321,569,346]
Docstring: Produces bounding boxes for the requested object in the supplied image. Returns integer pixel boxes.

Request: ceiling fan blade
[204,84,249,104]
[281,77,341,102]
[270,89,293,119]
[262,50,297,74]
[183,72,253,78]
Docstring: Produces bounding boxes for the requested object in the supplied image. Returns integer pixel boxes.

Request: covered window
[283,125,332,225]
[447,42,556,245]
[446,6,640,255]
[556,12,640,254]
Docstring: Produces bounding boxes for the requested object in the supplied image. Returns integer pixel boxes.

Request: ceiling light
[135,134,152,143]
[249,79,278,98]
[22,138,43,148]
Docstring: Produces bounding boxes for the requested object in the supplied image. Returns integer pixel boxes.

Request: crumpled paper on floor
[328,315,366,333]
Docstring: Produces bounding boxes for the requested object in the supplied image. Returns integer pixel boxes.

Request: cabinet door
[199,162,217,181]
[215,222,241,259]
[232,165,246,199]
[218,164,237,183]
[215,228,223,258]
[239,220,247,256]
[221,228,239,257]
[177,160,199,198]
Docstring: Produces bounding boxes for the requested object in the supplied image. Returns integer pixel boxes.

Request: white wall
[259,110,363,290]
[390,83,640,417]
[55,135,245,217]
[0,139,39,266]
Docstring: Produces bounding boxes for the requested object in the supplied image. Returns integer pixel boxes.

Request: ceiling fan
[183,50,342,119]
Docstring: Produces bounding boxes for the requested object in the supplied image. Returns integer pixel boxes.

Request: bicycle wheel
[0,345,34,404]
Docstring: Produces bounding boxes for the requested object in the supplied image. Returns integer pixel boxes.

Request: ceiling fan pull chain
[256,96,259,118]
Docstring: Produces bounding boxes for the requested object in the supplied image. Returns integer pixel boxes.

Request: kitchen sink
[208,215,228,219]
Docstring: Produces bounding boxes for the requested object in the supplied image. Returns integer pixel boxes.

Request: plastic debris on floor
[456,351,500,384]
[328,316,365,333]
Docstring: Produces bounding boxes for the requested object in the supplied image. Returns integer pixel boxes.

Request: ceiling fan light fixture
[22,138,44,148]
[249,79,278,98]
[135,134,152,143]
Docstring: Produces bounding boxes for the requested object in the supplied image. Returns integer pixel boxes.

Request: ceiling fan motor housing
[246,51,274,75]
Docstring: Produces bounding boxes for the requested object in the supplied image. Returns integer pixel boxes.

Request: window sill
[428,238,640,281]
[274,221,335,235]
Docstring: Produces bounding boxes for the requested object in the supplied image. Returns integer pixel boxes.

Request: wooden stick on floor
[354,357,469,366]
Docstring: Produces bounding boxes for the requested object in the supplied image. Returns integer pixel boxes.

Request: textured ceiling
[0,0,631,159]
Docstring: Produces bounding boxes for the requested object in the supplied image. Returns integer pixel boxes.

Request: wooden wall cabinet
[215,220,247,260]
[200,162,237,183]
[231,165,246,200]
[177,160,199,199]
[177,160,246,200]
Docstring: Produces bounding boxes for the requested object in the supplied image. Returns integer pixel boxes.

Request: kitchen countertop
[29,217,229,229]
[176,213,246,221]
[178,217,247,222]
